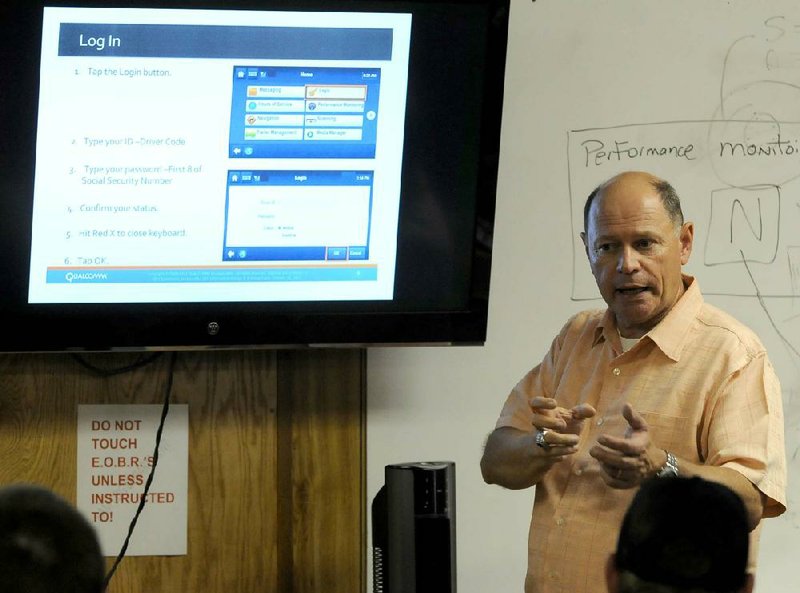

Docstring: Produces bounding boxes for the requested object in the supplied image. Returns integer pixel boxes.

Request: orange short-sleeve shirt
[495,277,786,593]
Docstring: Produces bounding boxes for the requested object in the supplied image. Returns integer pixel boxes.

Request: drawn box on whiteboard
[703,185,780,266]
[790,246,800,296]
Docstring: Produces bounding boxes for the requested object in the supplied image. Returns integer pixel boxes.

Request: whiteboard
[367,2,800,592]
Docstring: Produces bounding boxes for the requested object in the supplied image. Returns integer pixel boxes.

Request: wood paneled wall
[0,349,365,593]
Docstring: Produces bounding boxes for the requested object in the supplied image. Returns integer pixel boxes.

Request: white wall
[367,1,800,591]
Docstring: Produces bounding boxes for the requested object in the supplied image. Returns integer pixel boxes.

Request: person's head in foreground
[606,477,753,593]
[0,483,105,593]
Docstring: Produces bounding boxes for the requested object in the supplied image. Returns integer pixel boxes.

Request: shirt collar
[594,310,617,349]
[593,274,702,361]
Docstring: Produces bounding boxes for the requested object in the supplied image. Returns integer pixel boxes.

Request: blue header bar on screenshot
[58,24,393,60]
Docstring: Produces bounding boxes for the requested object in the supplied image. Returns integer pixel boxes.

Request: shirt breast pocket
[638,410,696,459]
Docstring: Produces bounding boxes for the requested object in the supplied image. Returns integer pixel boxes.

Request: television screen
[0,0,509,351]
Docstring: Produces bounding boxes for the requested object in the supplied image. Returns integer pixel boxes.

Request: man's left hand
[588,403,666,489]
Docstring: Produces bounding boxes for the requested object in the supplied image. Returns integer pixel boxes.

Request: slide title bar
[58,23,393,59]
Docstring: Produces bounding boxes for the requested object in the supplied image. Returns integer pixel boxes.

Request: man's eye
[637,239,653,249]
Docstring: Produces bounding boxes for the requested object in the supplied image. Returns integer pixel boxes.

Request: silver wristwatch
[656,451,679,478]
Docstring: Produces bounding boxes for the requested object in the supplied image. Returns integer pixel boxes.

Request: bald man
[480,171,786,593]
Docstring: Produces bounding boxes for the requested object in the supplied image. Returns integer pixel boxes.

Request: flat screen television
[0,0,509,351]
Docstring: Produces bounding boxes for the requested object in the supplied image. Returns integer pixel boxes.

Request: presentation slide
[28,7,411,303]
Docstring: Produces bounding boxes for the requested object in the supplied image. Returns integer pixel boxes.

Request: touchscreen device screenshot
[29,7,411,304]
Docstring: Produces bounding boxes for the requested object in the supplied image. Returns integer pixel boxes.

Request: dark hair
[0,484,105,593]
[615,477,749,593]
[584,174,684,232]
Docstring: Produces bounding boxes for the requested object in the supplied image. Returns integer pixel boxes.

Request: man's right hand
[480,399,596,489]
[531,396,596,449]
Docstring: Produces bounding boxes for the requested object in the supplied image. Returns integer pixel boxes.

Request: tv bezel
[0,0,509,352]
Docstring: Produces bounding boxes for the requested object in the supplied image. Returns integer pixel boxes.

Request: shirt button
[574,467,583,476]
[556,517,565,526]
[597,418,605,426]
[612,367,621,376]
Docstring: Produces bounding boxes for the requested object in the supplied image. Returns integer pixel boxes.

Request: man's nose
[616,246,640,274]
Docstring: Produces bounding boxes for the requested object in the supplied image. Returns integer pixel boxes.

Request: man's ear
[679,222,694,265]
[605,554,618,593]
[581,231,589,259]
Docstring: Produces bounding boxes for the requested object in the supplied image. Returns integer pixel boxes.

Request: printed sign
[77,404,188,556]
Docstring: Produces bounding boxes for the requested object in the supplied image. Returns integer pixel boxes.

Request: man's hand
[589,403,666,489]
[480,398,595,490]
[531,396,596,451]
